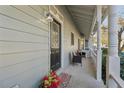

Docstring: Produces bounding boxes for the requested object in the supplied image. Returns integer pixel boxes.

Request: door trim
[48,6,64,71]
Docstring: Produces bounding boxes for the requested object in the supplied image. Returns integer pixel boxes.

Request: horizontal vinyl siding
[0,5,49,87]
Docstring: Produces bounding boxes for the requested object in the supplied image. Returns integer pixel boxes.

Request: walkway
[63,57,105,88]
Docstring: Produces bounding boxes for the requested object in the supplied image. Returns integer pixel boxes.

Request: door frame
[48,6,64,71]
[50,18,61,71]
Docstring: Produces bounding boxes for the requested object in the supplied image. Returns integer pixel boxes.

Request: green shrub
[101,48,124,83]
[101,48,108,84]
[120,52,124,80]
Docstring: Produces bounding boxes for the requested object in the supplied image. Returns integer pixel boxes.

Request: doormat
[59,72,71,88]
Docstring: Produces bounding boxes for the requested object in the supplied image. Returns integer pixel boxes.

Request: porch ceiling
[66,5,96,39]
[66,5,108,40]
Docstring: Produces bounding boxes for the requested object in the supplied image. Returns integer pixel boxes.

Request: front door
[50,19,61,71]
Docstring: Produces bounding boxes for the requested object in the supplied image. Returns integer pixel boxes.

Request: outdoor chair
[79,52,86,57]
[72,51,82,66]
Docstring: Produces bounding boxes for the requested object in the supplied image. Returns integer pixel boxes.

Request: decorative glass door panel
[50,19,61,71]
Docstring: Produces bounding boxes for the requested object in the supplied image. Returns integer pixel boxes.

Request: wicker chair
[72,52,82,66]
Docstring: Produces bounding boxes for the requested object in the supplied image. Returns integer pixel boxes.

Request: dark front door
[50,19,61,71]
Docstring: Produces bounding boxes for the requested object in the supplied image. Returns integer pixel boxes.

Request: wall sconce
[44,11,53,22]
[46,14,53,22]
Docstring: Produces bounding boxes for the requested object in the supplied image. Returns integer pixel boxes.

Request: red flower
[51,71,56,76]
[43,76,48,80]
[49,81,59,88]
[42,71,61,88]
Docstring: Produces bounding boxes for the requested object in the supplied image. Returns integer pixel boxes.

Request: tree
[101,25,108,47]
[92,25,108,48]
[118,17,124,53]
[100,17,124,53]
[93,17,124,53]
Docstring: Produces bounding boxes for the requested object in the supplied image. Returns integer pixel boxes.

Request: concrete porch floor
[63,57,106,88]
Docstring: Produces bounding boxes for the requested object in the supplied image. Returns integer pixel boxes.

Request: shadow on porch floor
[62,57,106,88]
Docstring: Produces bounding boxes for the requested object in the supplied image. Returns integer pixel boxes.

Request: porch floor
[62,57,106,88]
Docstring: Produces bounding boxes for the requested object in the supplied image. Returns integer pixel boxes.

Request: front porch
[63,57,105,88]
[0,5,124,88]
[56,5,124,88]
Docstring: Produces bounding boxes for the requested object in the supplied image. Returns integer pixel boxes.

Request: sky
[102,6,124,27]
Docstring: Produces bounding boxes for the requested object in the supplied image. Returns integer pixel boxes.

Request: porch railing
[89,48,124,88]
[90,48,97,65]
[110,72,124,88]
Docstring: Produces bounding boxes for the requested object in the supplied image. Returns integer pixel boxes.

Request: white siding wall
[56,6,82,67]
[0,5,82,88]
[0,5,49,88]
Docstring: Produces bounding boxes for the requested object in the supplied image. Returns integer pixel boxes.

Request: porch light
[46,14,53,22]
[44,11,53,22]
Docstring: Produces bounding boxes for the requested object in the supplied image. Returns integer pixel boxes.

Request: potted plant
[41,70,61,88]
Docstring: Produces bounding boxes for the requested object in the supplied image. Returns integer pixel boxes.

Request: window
[71,32,74,45]
[78,39,80,49]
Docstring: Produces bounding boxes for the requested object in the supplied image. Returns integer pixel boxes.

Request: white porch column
[106,5,120,87]
[108,6,119,57]
[96,5,102,81]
